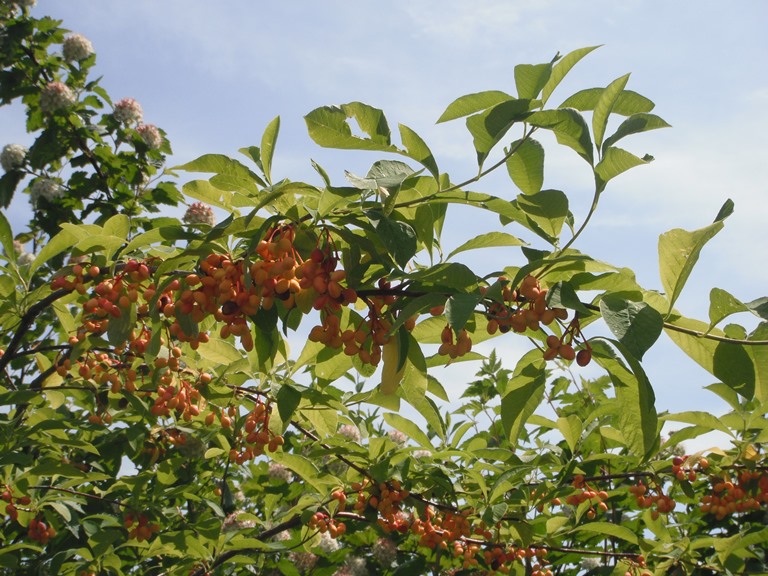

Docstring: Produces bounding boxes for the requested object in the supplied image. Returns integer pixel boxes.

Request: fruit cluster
[308,510,346,538]
[438,324,472,359]
[124,512,160,541]
[699,470,768,519]
[27,516,56,544]
[542,317,591,366]
[628,481,675,520]
[2,485,31,523]
[483,275,567,336]
[225,400,285,464]
[565,475,609,519]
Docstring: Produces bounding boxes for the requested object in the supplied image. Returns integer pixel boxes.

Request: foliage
[1,6,767,576]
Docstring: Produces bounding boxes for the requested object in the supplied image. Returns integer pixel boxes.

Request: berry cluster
[628,481,675,520]
[225,400,284,464]
[542,317,591,365]
[438,324,472,359]
[2,486,31,523]
[484,275,567,336]
[27,516,56,544]
[124,512,160,541]
[699,470,768,519]
[308,510,347,538]
[565,475,609,519]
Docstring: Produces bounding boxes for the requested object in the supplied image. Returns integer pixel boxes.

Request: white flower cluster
[338,424,361,443]
[387,429,407,446]
[137,123,162,150]
[62,33,93,62]
[372,537,398,567]
[113,97,143,124]
[412,449,432,460]
[183,202,215,226]
[0,144,27,172]
[11,240,34,266]
[39,81,75,113]
[317,531,340,554]
[580,556,602,571]
[288,551,318,574]
[30,178,62,206]
[267,462,294,483]
[333,556,367,576]
[221,512,256,533]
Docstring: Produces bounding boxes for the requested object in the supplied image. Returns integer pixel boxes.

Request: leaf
[182,180,234,211]
[708,287,750,329]
[466,99,534,167]
[515,189,569,244]
[545,281,591,315]
[506,138,545,195]
[437,90,513,123]
[0,210,13,260]
[658,207,730,315]
[276,384,301,423]
[383,412,432,448]
[599,294,663,361]
[30,227,79,275]
[381,329,408,395]
[590,338,657,460]
[557,415,583,452]
[365,209,417,269]
[500,350,547,444]
[593,73,631,150]
[602,113,671,152]
[571,522,639,545]
[445,293,482,332]
[560,88,655,115]
[527,109,593,165]
[399,124,439,179]
[666,315,767,402]
[260,116,280,185]
[595,147,651,193]
[541,46,601,105]
[514,62,552,100]
[304,102,396,151]
[173,154,262,193]
[447,231,526,260]
[660,411,734,437]
[102,214,130,240]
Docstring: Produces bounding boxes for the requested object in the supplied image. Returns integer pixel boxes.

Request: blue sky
[3,1,767,447]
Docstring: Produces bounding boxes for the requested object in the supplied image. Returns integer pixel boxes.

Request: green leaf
[196,337,243,365]
[260,116,280,185]
[501,350,547,444]
[593,73,631,150]
[571,522,639,545]
[506,138,544,195]
[0,210,13,260]
[602,113,671,152]
[527,109,593,165]
[541,46,601,105]
[590,338,657,459]
[304,102,396,151]
[466,99,533,167]
[560,88,655,115]
[365,209,417,269]
[30,227,79,275]
[599,294,663,361]
[557,415,583,452]
[174,154,262,193]
[658,211,729,315]
[660,411,734,437]
[106,303,136,346]
[516,189,569,244]
[102,213,130,240]
[514,62,552,100]
[708,287,750,329]
[276,384,301,423]
[665,315,767,402]
[545,281,591,315]
[437,90,513,123]
[447,231,526,260]
[383,412,432,448]
[399,124,439,179]
[445,293,482,332]
[595,147,651,193]
[182,180,234,211]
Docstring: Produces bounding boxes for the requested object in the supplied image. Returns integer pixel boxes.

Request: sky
[2,1,767,449]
